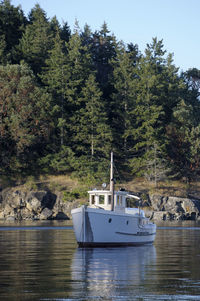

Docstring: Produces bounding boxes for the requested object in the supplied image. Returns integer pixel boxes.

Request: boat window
[117,195,122,206]
[126,220,129,225]
[126,197,137,208]
[108,218,112,223]
[99,195,104,204]
[108,195,111,204]
[91,195,95,204]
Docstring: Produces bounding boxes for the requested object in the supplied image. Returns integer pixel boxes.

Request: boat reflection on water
[71,245,156,299]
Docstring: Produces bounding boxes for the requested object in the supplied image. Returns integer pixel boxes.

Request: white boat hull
[71,206,156,247]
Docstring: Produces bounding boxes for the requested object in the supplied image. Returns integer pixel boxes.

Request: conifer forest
[1,0,200,184]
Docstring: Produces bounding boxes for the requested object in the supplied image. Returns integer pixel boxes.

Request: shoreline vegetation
[2,173,200,201]
[0,1,200,187]
[1,0,200,223]
[1,174,200,222]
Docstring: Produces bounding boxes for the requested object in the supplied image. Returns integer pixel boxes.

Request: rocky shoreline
[0,187,200,222]
[0,188,79,221]
[145,194,200,222]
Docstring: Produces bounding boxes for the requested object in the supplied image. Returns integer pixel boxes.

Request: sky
[11,0,200,72]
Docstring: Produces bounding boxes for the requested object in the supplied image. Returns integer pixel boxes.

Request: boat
[71,152,156,247]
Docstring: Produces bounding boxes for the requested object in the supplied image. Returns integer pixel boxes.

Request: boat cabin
[88,189,128,211]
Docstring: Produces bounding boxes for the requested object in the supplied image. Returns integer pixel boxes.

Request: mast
[110,152,114,211]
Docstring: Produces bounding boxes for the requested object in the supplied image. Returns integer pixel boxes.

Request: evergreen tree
[0,34,6,64]
[129,38,181,180]
[74,73,111,157]
[167,99,200,181]
[70,73,112,180]
[144,142,170,186]
[49,16,61,38]
[39,29,74,173]
[81,23,93,47]
[184,68,200,95]
[40,28,93,173]
[60,21,71,43]
[166,69,200,181]
[41,29,69,148]
[18,4,52,76]
[65,30,92,135]
[127,42,141,66]
[0,0,27,64]
[66,30,92,101]
[91,22,117,99]
[1,2,200,182]
[64,28,112,179]
[182,68,200,124]
[110,42,138,167]
[0,64,52,175]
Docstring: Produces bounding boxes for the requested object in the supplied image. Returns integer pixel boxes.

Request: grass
[1,173,200,200]
[117,177,200,199]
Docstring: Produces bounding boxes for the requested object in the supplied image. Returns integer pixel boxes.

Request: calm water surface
[0,220,200,301]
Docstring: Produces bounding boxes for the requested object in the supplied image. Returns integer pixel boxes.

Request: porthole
[108,218,112,223]
[126,220,129,225]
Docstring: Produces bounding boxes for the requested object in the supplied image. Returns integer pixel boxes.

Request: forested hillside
[1,0,200,185]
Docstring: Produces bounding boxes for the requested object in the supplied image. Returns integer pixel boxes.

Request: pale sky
[12,0,200,72]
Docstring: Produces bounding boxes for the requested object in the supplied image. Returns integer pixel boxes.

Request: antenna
[110,152,114,211]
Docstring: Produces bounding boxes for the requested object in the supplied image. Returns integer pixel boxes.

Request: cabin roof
[88,189,128,196]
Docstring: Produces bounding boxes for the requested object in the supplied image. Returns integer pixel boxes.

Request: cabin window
[126,198,137,208]
[126,220,129,225]
[108,195,111,204]
[99,195,105,204]
[91,195,95,204]
[108,218,112,223]
[117,195,122,206]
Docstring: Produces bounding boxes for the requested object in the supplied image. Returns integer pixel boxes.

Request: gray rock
[2,189,26,207]
[5,187,200,222]
[39,208,52,220]
[28,191,47,202]
[6,216,16,221]
[11,195,24,208]
[149,194,200,221]
[143,209,154,219]
[52,192,79,219]
[26,197,42,213]
[0,211,4,219]
[4,204,14,216]
[20,208,35,220]
[181,198,200,214]
[0,188,64,220]
[151,211,166,221]
[149,194,168,211]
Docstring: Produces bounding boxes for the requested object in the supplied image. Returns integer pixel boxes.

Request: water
[0,221,200,301]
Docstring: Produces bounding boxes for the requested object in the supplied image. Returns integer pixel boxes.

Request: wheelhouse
[88,189,127,211]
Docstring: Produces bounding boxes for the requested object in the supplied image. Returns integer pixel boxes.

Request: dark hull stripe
[116,231,156,236]
[78,241,154,248]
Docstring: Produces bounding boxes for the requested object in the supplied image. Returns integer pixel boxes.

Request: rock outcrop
[146,194,200,221]
[0,188,79,221]
[1,187,200,222]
